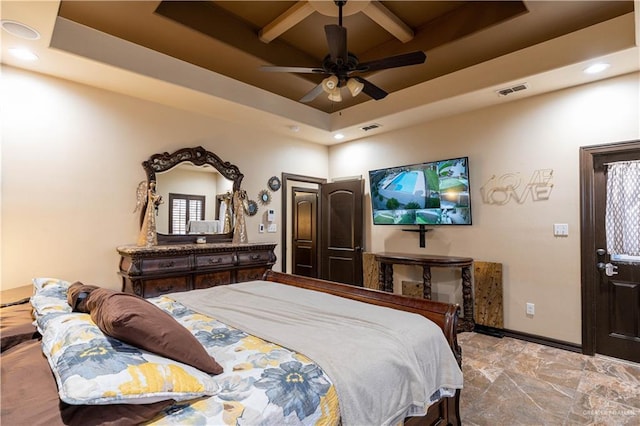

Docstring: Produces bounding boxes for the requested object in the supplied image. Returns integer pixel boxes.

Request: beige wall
[329,72,640,344]
[1,66,328,290]
[2,65,639,344]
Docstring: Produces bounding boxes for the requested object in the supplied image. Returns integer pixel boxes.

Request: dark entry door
[292,188,318,278]
[582,141,640,363]
[320,179,364,286]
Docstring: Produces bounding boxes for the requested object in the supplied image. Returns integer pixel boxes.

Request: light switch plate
[267,223,277,233]
[526,302,535,315]
[553,223,568,236]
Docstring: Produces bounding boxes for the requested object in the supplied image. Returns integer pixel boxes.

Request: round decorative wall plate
[268,176,281,192]
[245,200,258,216]
[258,189,272,205]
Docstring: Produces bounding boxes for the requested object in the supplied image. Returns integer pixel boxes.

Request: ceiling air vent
[361,123,382,131]
[496,83,528,97]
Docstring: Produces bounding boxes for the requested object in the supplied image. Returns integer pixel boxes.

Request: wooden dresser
[117,242,277,298]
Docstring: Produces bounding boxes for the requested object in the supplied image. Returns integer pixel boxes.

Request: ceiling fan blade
[354,77,388,100]
[325,24,347,64]
[260,65,325,74]
[356,51,426,73]
[300,83,326,103]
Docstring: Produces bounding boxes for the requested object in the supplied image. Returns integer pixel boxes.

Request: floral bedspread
[145,296,340,426]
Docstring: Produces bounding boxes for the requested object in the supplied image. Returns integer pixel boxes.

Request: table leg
[459,265,475,332]
[378,262,394,293]
[422,266,432,300]
[385,264,394,293]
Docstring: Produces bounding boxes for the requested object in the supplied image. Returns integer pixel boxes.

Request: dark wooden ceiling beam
[155,0,319,68]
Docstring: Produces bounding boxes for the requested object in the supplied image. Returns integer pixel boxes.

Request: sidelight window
[605,160,640,258]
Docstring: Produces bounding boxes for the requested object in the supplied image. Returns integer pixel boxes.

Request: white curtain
[606,161,640,256]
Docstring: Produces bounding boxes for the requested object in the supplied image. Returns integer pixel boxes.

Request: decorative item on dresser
[134,181,164,247]
[117,242,277,298]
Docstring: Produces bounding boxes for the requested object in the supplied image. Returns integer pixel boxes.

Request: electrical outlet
[526,302,535,316]
[259,223,265,233]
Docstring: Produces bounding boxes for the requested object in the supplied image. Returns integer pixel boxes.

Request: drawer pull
[250,254,261,260]
[208,258,222,264]
[158,261,175,268]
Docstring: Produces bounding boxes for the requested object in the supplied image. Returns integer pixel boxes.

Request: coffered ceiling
[56,0,633,112]
[1,1,639,144]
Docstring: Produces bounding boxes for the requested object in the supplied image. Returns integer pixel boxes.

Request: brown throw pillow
[67,281,100,312]
[84,287,223,375]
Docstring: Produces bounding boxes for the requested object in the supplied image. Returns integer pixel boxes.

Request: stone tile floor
[458,332,640,425]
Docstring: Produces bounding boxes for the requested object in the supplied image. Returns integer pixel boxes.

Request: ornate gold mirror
[140,146,243,244]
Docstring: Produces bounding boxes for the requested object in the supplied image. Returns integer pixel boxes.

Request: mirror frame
[141,146,244,244]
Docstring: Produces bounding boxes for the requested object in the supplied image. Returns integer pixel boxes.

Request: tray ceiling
[56,1,634,113]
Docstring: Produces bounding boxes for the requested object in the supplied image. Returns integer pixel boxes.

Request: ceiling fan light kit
[322,75,339,92]
[260,0,426,104]
[327,87,342,102]
[346,78,364,97]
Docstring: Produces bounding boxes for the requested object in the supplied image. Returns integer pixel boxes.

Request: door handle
[597,262,618,277]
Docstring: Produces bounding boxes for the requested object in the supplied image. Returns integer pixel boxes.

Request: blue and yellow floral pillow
[31,278,72,332]
[32,278,220,405]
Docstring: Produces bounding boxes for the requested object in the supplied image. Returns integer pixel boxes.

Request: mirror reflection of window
[155,163,233,234]
[169,194,205,234]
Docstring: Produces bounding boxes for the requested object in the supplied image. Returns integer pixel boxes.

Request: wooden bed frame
[263,270,462,426]
[1,272,461,425]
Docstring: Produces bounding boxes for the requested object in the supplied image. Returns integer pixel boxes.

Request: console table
[117,242,276,298]
[374,252,475,332]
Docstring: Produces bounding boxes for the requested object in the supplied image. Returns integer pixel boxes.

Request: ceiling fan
[260,0,426,103]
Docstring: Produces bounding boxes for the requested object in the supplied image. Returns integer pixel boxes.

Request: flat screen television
[368,156,472,225]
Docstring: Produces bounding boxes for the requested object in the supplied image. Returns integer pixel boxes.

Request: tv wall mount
[403,225,432,248]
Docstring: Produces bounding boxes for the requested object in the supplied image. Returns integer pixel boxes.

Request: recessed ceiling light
[1,20,40,40]
[583,63,610,74]
[333,133,345,140]
[289,125,300,132]
[8,47,38,61]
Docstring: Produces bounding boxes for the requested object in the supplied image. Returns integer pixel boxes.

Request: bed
[1,270,463,426]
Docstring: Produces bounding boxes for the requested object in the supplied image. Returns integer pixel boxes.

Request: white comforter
[170,280,463,426]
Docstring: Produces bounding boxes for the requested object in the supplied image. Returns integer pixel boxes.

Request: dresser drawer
[195,253,235,269]
[142,277,190,298]
[236,266,269,283]
[237,250,272,265]
[194,271,232,289]
[141,256,191,273]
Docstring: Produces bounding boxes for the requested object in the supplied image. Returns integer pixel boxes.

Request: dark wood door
[292,188,318,278]
[582,141,640,363]
[320,179,364,286]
